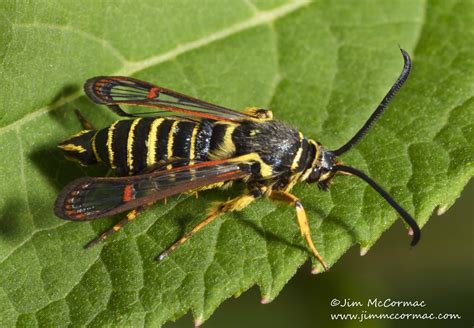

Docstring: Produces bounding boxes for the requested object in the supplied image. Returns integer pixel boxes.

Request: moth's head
[58,130,98,166]
[302,49,421,247]
[305,146,337,191]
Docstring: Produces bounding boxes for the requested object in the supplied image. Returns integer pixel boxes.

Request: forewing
[54,160,252,220]
[84,76,254,122]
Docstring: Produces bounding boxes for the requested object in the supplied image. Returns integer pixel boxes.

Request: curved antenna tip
[331,48,412,156]
[409,226,421,247]
[333,165,421,248]
[399,47,411,63]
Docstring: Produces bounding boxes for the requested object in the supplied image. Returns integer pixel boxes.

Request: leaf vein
[0,0,310,135]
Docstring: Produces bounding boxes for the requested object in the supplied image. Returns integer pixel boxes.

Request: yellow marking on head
[301,139,320,181]
[146,118,164,167]
[112,226,120,231]
[126,118,142,172]
[107,121,119,169]
[167,121,179,160]
[291,132,304,171]
[313,140,320,166]
[91,132,101,162]
[58,144,86,153]
[189,124,199,160]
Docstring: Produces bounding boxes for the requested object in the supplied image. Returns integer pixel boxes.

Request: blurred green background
[169,181,473,327]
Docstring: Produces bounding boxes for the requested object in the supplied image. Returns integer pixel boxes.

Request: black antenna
[332,164,420,246]
[332,48,412,156]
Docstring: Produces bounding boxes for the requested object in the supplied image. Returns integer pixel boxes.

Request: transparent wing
[55,159,252,220]
[84,76,256,122]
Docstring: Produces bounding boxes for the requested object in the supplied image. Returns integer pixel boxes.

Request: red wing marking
[147,87,159,99]
[123,184,134,202]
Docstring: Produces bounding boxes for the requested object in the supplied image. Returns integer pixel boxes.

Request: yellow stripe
[188,125,198,179]
[229,153,273,178]
[57,144,86,153]
[70,129,92,138]
[189,124,199,160]
[126,118,142,172]
[166,121,180,175]
[189,159,197,181]
[291,132,304,171]
[146,118,164,166]
[92,132,101,162]
[167,121,179,160]
[301,140,320,181]
[313,140,320,167]
[107,121,118,168]
[223,124,237,154]
[209,123,238,159]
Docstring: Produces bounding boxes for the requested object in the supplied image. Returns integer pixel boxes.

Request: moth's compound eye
[306,168,322,184]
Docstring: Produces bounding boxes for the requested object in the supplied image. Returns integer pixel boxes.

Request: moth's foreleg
[269,190,328,271]
[84,204,149,249]
[157,189,263,261]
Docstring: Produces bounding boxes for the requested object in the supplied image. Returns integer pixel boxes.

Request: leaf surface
[0,0,472,326]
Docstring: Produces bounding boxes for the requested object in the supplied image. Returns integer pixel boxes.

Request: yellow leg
[84,205,148,249]
[157,192,259,261]
[269,190,328,270]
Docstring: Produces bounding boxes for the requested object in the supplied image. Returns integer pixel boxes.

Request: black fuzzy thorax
[232,120,301,175]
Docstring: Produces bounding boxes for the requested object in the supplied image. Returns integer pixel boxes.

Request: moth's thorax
[232,120,302,176]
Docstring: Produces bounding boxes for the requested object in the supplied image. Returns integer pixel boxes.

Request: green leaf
[0,0,472,326]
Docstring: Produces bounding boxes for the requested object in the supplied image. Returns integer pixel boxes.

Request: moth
[55,49,420,269]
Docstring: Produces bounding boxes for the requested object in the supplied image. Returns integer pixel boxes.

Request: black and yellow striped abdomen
[91,118,239,175]
[59,118,318,182]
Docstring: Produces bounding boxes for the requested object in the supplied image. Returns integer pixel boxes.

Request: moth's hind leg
[74,108,96,130]
[84,204,150,249]
[157,189,264,261]
[269,190,328,271]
